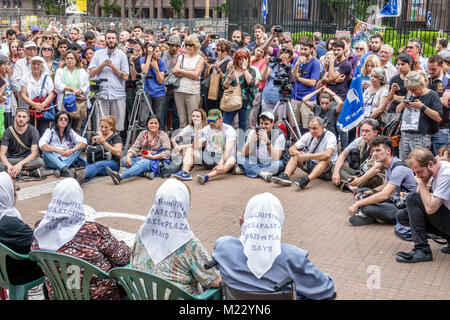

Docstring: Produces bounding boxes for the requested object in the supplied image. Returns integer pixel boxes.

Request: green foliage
[99,0,122,16]
[292,32,334,45]
[170,0,187,19]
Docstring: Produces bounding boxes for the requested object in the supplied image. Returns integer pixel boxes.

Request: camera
[273,25,283,33]
[273,63,292,96]
[136,73,153,81]
[269,57,282,64]
[255,125,261,133]
[394,198,406,209]
[127,48,134,54]
[211,34,219,39]
[90,78,108,93]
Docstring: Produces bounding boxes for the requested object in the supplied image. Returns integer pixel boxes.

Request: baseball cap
[206,109,221,121]
[128,37,141,46]
[23,41,37,49]
[230,41,240,53]
[167,35,181,46]
[31,26,41,32]
[43,30,53,37]
[259,111,275,122]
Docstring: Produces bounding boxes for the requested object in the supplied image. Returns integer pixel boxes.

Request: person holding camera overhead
[75,115,122,184]
[396,71,443,161]
[347,136,417,227]
[140,42,167,124]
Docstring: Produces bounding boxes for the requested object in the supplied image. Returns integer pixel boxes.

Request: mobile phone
[211,34,219,39]
[207,58,217,64]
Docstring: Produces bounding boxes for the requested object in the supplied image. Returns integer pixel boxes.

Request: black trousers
[396,192,450,252]
[361,199,398,224]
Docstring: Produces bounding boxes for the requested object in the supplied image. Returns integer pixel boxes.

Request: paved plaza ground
[15,167,450,300]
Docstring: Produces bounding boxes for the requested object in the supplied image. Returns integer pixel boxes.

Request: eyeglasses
[58,117,69,122]
[25,47,37,51]
[355,47,364,51]
[406,46,416,50]
[44,37,53,40]
[215,48,223,52]
[185,43,194,47]
[207,119,217,123]
[42,47,52,51]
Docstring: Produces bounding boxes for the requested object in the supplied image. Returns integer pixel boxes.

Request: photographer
[396,147,450,263]
[260,46,294,125]
[396,71,443,161]
[347,136,417,227]
[291,37,321,133]
[262,26,298,59]
[236,111,286,182]
[272,117,337,190]
[332,118,384,191]
[140,42,167,124]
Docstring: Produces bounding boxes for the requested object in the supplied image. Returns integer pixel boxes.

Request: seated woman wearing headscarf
[212,193,335,300]
[0,172,44,287]
[31,178,131,300]
[131,178,221,296]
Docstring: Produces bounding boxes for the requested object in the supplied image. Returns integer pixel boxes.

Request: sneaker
[54,169,61,178]
[106,167,121,185]
[29,168,42,178]
[272,173,292,186]
[60,167,71,177]
[144,171,155,180]
[294,176,310,190]
[171,170,192,181]
[74,169,86,185]
[441,243,450,254]
[349,213,376,226]
[259,171,272,183]
[233,165,244,175]
[396,249,433,263]
[197,174,209,185]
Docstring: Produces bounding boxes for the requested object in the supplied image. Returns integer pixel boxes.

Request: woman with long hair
[8,40,20,67]
[39,43,58,80]
[39,110,87,177]
[361,54,381,90]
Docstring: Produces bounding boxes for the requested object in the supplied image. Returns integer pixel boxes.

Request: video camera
[136,73,153,81]
[90,79,108,93]
[273,25,283,33]
[271,58,292,96]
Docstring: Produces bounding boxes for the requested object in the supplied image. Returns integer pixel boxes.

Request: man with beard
[396,147,450,263]
[359,34,384,65]
[0,108,44,178]
[89,30,129,132]
[231,29,243,48]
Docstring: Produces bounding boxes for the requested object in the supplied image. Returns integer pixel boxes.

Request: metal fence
[228,0,449,57]
[0,15,228,39]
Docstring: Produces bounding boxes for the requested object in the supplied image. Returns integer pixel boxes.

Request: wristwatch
[421,105,427,112]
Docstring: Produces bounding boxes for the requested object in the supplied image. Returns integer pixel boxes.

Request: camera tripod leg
[273,99,302,142]
[82,98,104,138]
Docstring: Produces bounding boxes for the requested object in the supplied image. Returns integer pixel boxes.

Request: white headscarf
[138,178,193,265]
[0,172,22,221]
[33,178,85,251]
[239,193,284,279]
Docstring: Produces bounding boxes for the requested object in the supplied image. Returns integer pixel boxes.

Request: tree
[213,0,228,17]
[170,0,187,19]
[32,0,64,15]
[99,0,122,16]
[130,0,146,18]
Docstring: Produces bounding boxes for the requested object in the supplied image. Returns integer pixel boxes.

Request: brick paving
[14,167,450,300]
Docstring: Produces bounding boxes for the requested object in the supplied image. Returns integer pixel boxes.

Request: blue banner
[336,64,365,132]
[379,0,401,17]
[262,0,268,24]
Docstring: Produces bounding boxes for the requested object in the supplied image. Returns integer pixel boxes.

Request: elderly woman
[106,114,171,185]
[0,172,45,288]
[172,34,205,128]
[0,54,17,129]
[362,67,389,123]
[131,178,221,295]
[203,39,233,113]
[32,178,131,300]
[140,43,167,121]
[54,50,90,134]
[19,56,55,136]
[396,70,444,160]
[361,54,381,90]
[77,115,122,184]
[222,48,257,134]
[354,41,368,59]
[39,110,87,177]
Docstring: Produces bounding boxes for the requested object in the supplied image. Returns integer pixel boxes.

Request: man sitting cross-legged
[272,116,337,190]
[171,109,236,185]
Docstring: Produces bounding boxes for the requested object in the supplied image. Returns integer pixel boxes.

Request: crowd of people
[0,21,449,300]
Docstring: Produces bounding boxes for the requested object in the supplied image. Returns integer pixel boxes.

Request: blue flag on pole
[262,0,267,24]
[379,0,401,17]
[336,64,365,132]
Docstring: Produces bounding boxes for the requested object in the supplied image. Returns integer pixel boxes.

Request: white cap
[23,41,37,49]
[259,111,275,121]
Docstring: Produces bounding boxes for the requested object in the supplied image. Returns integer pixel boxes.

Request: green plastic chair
[109,267,222,300]
[0,242,45,300]
[28,250,111,300]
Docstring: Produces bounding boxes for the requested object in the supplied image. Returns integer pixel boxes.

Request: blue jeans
[121,156,152,180]
[237,154,284,178]
[337,129,349,150]
[431,129,449,155]
[42,150,84,170]
[161,95,180,131]
[223,108,252,150]
[83,160,120,183]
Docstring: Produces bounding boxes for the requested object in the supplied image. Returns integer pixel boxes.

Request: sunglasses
[185,43,194,47]
[215,48,223,52]
[58,117,69,122]
[207,119,218,123]
[25,47,37,51]
[355,47,364,51]
[44,37,53,40]
[42,47,52,51]
[169,44,179,47]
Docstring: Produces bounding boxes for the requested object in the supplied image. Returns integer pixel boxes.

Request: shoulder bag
[8,126,31,151]
[165,55,184,89]
[30,74,56,121]
[220,69,242,112]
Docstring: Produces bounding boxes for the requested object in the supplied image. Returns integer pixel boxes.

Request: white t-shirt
[431,161,450,210]
[20,72,54,109]
[362,86,388,118]
[201,123,236,154]
[294,130,337,164]
[245,128,285,162]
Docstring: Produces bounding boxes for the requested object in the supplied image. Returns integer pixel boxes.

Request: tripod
[272,95,302,142]
[81,90,105,139]
[123,79,154,154]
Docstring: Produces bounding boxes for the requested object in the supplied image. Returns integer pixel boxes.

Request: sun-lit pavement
[16,168,450,300]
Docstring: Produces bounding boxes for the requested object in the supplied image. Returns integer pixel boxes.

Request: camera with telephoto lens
[394,198,406,209]
[136,73,153,81]
[90,78,108,93]
[127,48,134,54]
[271,58,292,97]
[273,25,283,33]
[298,147,310,171]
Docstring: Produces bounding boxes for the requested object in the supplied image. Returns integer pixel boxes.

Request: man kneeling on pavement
[332,118,385,192]
[395,147,450,263]
[347,136,417,226]
[272,116,337,190]
[234,111,287,182]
